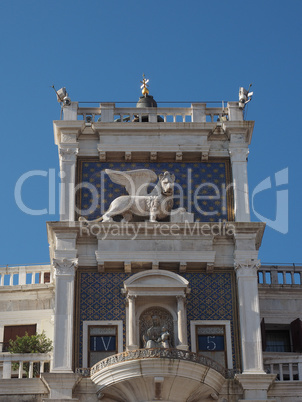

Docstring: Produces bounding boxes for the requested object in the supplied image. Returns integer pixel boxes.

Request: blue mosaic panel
[182,272,237,369]
[78,271,237,369]
[78,161,231,222]
[78,272,131,366]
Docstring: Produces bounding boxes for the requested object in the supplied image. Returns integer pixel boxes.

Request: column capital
[229,146,249,162]
[234,258,261,277]
[52,258,78,276]
[127,294,137,301]
[59,146,79,162]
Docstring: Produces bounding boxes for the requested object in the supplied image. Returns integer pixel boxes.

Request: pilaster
[235,373,276,401]
[229,146,250,222]
[52,258,78,373]
[234,253,264,374]
[127,295,138,350]
[176,295,189,350]
[42,372,80,400]
[59,143,79,221]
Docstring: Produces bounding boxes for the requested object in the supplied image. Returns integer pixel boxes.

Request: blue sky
[0,0,301,266]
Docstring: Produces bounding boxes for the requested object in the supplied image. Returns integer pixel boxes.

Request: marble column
[235,258,265,374]
[52,258,78,373]
[127,295,137,350]
[59,146,78,221]
[229,147,250,222]
[176,295,188,350]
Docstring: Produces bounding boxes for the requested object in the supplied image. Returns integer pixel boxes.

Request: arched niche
[122,270,190,351]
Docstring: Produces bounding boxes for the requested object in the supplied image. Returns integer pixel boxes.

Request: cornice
[47,221,265,248]
[53,120,255,145]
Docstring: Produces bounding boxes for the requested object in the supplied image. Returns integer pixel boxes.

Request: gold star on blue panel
[78,271,237,369]
[79,161,230,222]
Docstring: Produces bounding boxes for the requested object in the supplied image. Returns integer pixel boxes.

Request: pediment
[123,270,189,293]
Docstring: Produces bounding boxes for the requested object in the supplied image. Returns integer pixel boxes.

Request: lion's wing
[105,169,157,196]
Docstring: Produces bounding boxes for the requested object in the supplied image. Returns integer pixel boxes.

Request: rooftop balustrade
[62,101,243,123]
[258,264,302,286]
[0,264,52,287]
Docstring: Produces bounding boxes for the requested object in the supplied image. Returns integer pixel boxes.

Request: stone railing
[88,348,239,379]
[0,265,52,287]
[63,101,243,123]
[0,353,52,379]
[264,353,302,381]
[258,264,302,286]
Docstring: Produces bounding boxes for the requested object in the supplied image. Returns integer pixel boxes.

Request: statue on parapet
[79,168,186,223]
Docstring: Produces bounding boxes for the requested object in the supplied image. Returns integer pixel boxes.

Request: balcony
[82,348,238,401]
[264,353,302,381]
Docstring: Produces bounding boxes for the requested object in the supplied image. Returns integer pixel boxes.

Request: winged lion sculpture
[79,169,184,223]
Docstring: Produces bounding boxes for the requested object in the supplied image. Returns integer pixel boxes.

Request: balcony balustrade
[0,352,52,379]
[79,348,239,379]
[264,353,302,381]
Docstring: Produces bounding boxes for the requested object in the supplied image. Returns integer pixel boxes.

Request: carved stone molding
[150,151,157,161]
[201,151,209,161]
[52,258,78,276]
[234,258,261,277]
[124,261,131,273]
[99,151,106,161]
[61,133,77,144]
[228,147,249,163]
[206,262,214,273]
[125,151,131,161]
[59,147,79,162]
[176,295,186,304]
[179,262,187,273]
[176,152,182,161]
[127,294,137,301]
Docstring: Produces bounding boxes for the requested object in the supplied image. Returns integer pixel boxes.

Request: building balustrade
[258,265,302,286]
[0,353,52,379]
[264,353,302,381]
[87,348,239,379]
[0,265,52,287]
[69,103,234,123]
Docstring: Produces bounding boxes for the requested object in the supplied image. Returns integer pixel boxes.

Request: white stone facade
[0,95,301,401]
